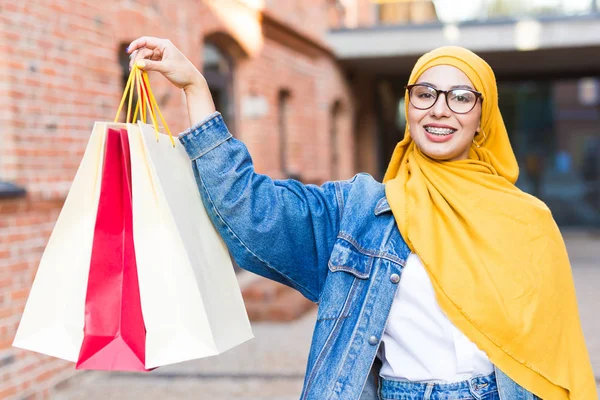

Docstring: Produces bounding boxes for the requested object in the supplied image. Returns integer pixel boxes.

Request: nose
[429,93,452,118]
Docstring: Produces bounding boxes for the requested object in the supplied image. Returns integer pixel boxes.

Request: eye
[418,92,435,99]
[412,86,437,99]
[451,90,474,103]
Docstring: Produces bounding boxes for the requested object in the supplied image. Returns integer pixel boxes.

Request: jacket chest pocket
[317,237,374,322]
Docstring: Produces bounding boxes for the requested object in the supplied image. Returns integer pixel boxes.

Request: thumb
[135,59,168,74]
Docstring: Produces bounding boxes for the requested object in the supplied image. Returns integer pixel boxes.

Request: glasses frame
[405,83,483,114]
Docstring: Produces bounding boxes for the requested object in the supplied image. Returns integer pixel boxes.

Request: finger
[135,59,170,74]
[130,47,155,70]
[150,47,163,61]
[127,36,166,54]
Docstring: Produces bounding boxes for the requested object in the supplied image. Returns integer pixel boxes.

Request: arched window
[330,101,343,180]
[118,43,130,91]
[278,90,292,176]
[203,42,235,132]
[117,43,139,122]
[117,42,151,122]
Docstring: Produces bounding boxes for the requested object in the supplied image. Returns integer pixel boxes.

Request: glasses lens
[410,85,437,109]
[448,89,477,113]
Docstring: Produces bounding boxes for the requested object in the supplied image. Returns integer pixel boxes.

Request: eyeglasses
[405,84,483,114]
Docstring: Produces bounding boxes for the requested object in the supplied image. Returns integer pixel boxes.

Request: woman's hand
[127,37,216,127]
[128,37,201,91]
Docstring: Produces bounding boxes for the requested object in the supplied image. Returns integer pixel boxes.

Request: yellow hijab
[384,46,596,399]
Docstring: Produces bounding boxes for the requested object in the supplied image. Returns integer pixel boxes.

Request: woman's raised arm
[127,37,348,302]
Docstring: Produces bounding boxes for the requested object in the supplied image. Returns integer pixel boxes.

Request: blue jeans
[379,372,499,400]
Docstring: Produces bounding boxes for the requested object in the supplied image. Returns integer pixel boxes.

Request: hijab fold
[384,46,596,399]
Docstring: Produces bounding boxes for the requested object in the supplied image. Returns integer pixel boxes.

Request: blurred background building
[329,0,600,227]
[0,0,599,398]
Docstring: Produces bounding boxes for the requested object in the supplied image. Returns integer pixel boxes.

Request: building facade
[329,0,600,227]
[0,0,369,397]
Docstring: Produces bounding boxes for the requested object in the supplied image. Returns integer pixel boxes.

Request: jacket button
[390,273,400,284]
[368,336,379,346]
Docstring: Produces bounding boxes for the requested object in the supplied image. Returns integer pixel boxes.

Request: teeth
[425,126,455,135]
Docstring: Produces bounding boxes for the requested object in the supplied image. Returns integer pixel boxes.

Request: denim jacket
[179,113,539,400]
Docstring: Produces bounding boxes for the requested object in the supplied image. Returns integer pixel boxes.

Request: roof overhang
[326,15,600,79]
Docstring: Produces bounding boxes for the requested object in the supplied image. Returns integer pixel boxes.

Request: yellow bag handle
[142,71,174,144]
[114,65,175,147]
[115,66,135,123]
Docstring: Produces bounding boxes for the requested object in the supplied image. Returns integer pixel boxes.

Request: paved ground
[563,231,600,398]
[54,232,600,399]
[54,309,314,400]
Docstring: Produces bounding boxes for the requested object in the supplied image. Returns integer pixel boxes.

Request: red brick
[242,276,287,301]
[244,282,316,322]
[0,337,15,352]
[242,277,316,322]
[35,366,61,384]
[9,262,30,273]
[0,385,18,399]
[10,288,30,302]
[0,307,14,320]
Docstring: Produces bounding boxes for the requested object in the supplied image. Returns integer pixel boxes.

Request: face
[407,65,482,162]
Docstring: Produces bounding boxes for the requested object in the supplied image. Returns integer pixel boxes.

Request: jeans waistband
[379,371,497,400]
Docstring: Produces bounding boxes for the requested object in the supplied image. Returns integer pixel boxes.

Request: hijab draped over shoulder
[384,46,596,400]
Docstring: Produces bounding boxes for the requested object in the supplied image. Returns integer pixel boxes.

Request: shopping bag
[12,123,108,361]
[14,65,253,369]
[125,72,252,368]
[127,121,253,369]
[75,128,148,371]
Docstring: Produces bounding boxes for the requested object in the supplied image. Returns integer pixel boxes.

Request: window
[375,0,437,25]
[117,43,139,122]
[0,128,26,199]
[0,182,26,199]
[278,90,292,177]
[203,42,235,133]
[328,0,346,28]
[0,145,25,198]
[498,79,600,228]
[118,43,130,94]
[330,101,343,180]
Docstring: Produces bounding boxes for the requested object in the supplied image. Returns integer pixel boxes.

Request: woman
[127,37,596,400]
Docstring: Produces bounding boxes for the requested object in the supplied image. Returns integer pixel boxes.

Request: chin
[428,153,457,161]
[426,153,452,161]
[420,146,458,161]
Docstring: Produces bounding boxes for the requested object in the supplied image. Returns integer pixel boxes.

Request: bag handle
[114,65,175,147]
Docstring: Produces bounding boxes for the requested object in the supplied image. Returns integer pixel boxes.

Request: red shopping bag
[76,127,148,371]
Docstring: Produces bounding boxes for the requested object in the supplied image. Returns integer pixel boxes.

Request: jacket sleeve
[178,112,346,302]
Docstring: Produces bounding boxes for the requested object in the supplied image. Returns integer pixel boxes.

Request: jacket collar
[374,197,392,216]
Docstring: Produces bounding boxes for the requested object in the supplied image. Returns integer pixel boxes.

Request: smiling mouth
[424,126,457,136]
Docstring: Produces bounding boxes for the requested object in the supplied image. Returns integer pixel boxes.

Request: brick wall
[235,37,356,180]
[264,0,330,40]
[0,0,371,398]
[0,199,67,399]
[337,0,437,28]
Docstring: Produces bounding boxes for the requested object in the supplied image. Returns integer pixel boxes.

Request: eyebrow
[417,81,475,90]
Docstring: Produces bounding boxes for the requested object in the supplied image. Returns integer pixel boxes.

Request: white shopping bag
[13,122,108,361]
[128,122,253,369]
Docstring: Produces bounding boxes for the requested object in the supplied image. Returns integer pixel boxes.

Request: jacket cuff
[178,112,233,161]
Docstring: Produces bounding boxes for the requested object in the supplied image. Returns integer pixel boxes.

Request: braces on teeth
[425,126,455,136]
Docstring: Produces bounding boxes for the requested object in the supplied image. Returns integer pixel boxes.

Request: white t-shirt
[379,253,494,383]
